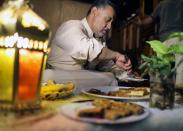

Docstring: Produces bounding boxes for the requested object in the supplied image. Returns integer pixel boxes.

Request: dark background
[0,0,154,22]
[74,0,153,21]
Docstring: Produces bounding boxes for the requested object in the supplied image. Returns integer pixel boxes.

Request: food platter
[82,86,150,101]
[118,77,148,82]
[115,72,148,82]
[61,101,149,124]
[40,81,75,100]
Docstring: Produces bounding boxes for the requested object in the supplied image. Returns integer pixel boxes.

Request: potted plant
[139,32,183,109]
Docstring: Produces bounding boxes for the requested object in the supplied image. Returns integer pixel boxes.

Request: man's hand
[115,53,132,73]
[97,48,132,72]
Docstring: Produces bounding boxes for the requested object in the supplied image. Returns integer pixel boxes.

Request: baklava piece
[88,88,106,95]
[104,109,131,120]
[78,107,104,118]
[92,99,112,109]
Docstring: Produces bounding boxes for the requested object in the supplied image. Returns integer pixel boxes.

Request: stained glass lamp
[0,0,51,111]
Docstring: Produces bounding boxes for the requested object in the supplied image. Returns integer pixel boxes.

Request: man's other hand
[115,53,132,73]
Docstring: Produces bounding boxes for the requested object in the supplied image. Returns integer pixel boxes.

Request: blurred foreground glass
[149,72,175,109]
[0,0,51,111]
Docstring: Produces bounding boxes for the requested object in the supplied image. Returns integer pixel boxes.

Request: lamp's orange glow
[0,34,48,103]
[18,49,43,101]
[19,48,27,55]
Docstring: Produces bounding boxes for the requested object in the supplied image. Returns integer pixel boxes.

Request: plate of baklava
[82,86,150,100]
[61,99,149,124]
[40,80,75,100]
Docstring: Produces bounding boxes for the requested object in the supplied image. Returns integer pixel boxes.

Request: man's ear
[91,7,98,16]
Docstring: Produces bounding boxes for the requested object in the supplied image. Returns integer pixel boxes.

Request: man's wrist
[115,52,122,61]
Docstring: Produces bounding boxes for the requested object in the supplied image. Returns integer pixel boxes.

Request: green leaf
[169,32,183,40]
[168,44,183,54]
[140,33,183,79]
[141,54,151,62]
[141,68,149,77]
[163,54,175,63]
[146,40,168,54]
[139,61,148,70]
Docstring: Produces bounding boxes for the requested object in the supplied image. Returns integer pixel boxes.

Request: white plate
[115,72,148,82]
[82,86,150,101]
[118,77,148,82]
[61,102,150,124]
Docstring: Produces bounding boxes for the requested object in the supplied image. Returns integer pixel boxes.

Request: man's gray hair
[87,0,121,16]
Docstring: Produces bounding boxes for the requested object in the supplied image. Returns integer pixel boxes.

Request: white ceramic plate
[82,86,150,101]
[115,72,148,82]
[61,102,150,124]
[118,77,148,82]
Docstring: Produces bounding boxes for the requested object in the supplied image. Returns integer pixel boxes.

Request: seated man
[43,0,132,91]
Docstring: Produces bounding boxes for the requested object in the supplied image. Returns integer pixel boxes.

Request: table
[1,89,183,131]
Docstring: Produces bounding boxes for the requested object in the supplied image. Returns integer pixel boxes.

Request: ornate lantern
[0,0,51,111]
